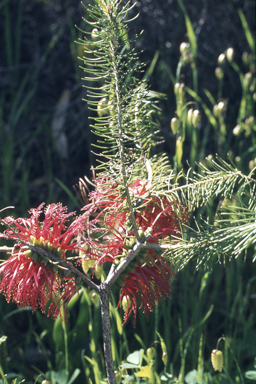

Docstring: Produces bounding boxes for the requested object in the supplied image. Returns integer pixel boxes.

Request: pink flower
[0,203,83,320]
[81,177,187,323]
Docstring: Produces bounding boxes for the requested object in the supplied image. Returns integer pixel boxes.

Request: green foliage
[78,0,165,179]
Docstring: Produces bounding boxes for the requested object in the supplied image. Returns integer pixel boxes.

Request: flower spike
[0,203,84,321]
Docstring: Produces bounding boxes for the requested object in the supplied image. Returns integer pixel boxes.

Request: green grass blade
[238,9,255,53]
[177,0,197,58]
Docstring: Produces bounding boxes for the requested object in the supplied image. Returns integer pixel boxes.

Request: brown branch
[105,236,149,287]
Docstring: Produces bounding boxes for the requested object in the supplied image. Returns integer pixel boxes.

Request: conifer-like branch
[79,0,167,239]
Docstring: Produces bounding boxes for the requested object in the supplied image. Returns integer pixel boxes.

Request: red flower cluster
[81,178,185,323]
[0,203,83,320]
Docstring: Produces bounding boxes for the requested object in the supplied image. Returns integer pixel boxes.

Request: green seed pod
[226,47,234,63]
[147,347,156,360]
[170,117,180,134]
[211,349,223,372]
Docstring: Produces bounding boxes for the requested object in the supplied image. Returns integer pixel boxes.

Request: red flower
[0,203,83,320]
[116,255,175,324]
[81,177,186,323]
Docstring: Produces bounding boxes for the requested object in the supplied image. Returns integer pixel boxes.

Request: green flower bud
[183,53,192,65]
[56,247,64,258]
[249,77,256,92]
[175,136,183,166]
[215,67,224,80]
[25,249,32,258]
[174,83,180,96]
[97,97,108,117]
[218,53,226,66]
[245,115,255,130]
[233,124,242,136]
[91,291,100,306]
[125,237,136,249]
[211,349,223,372]
[226,47,234,63]
[180,42,190,55]
[243,72,252,88]
[94,262,103,280]
[213,104,218,117]
[170,117,180,134]
[114,257,120,265]
[42,381,50,384]
[179,83,185,98]
[115,372,122,384]
[217,101,226,115]
[91,28,99,41]
[242,52,250,66]
[122,296,131,312]
[147,347,156,360]
[108,99,115,115]
[162,351,168,365]
[249,158,256,171]
[187,108,194,126]
[79,244,88,256]
[192,109,201,127]
[81,258,91,274]
[138,227,144,240]
[31,252,39,262]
